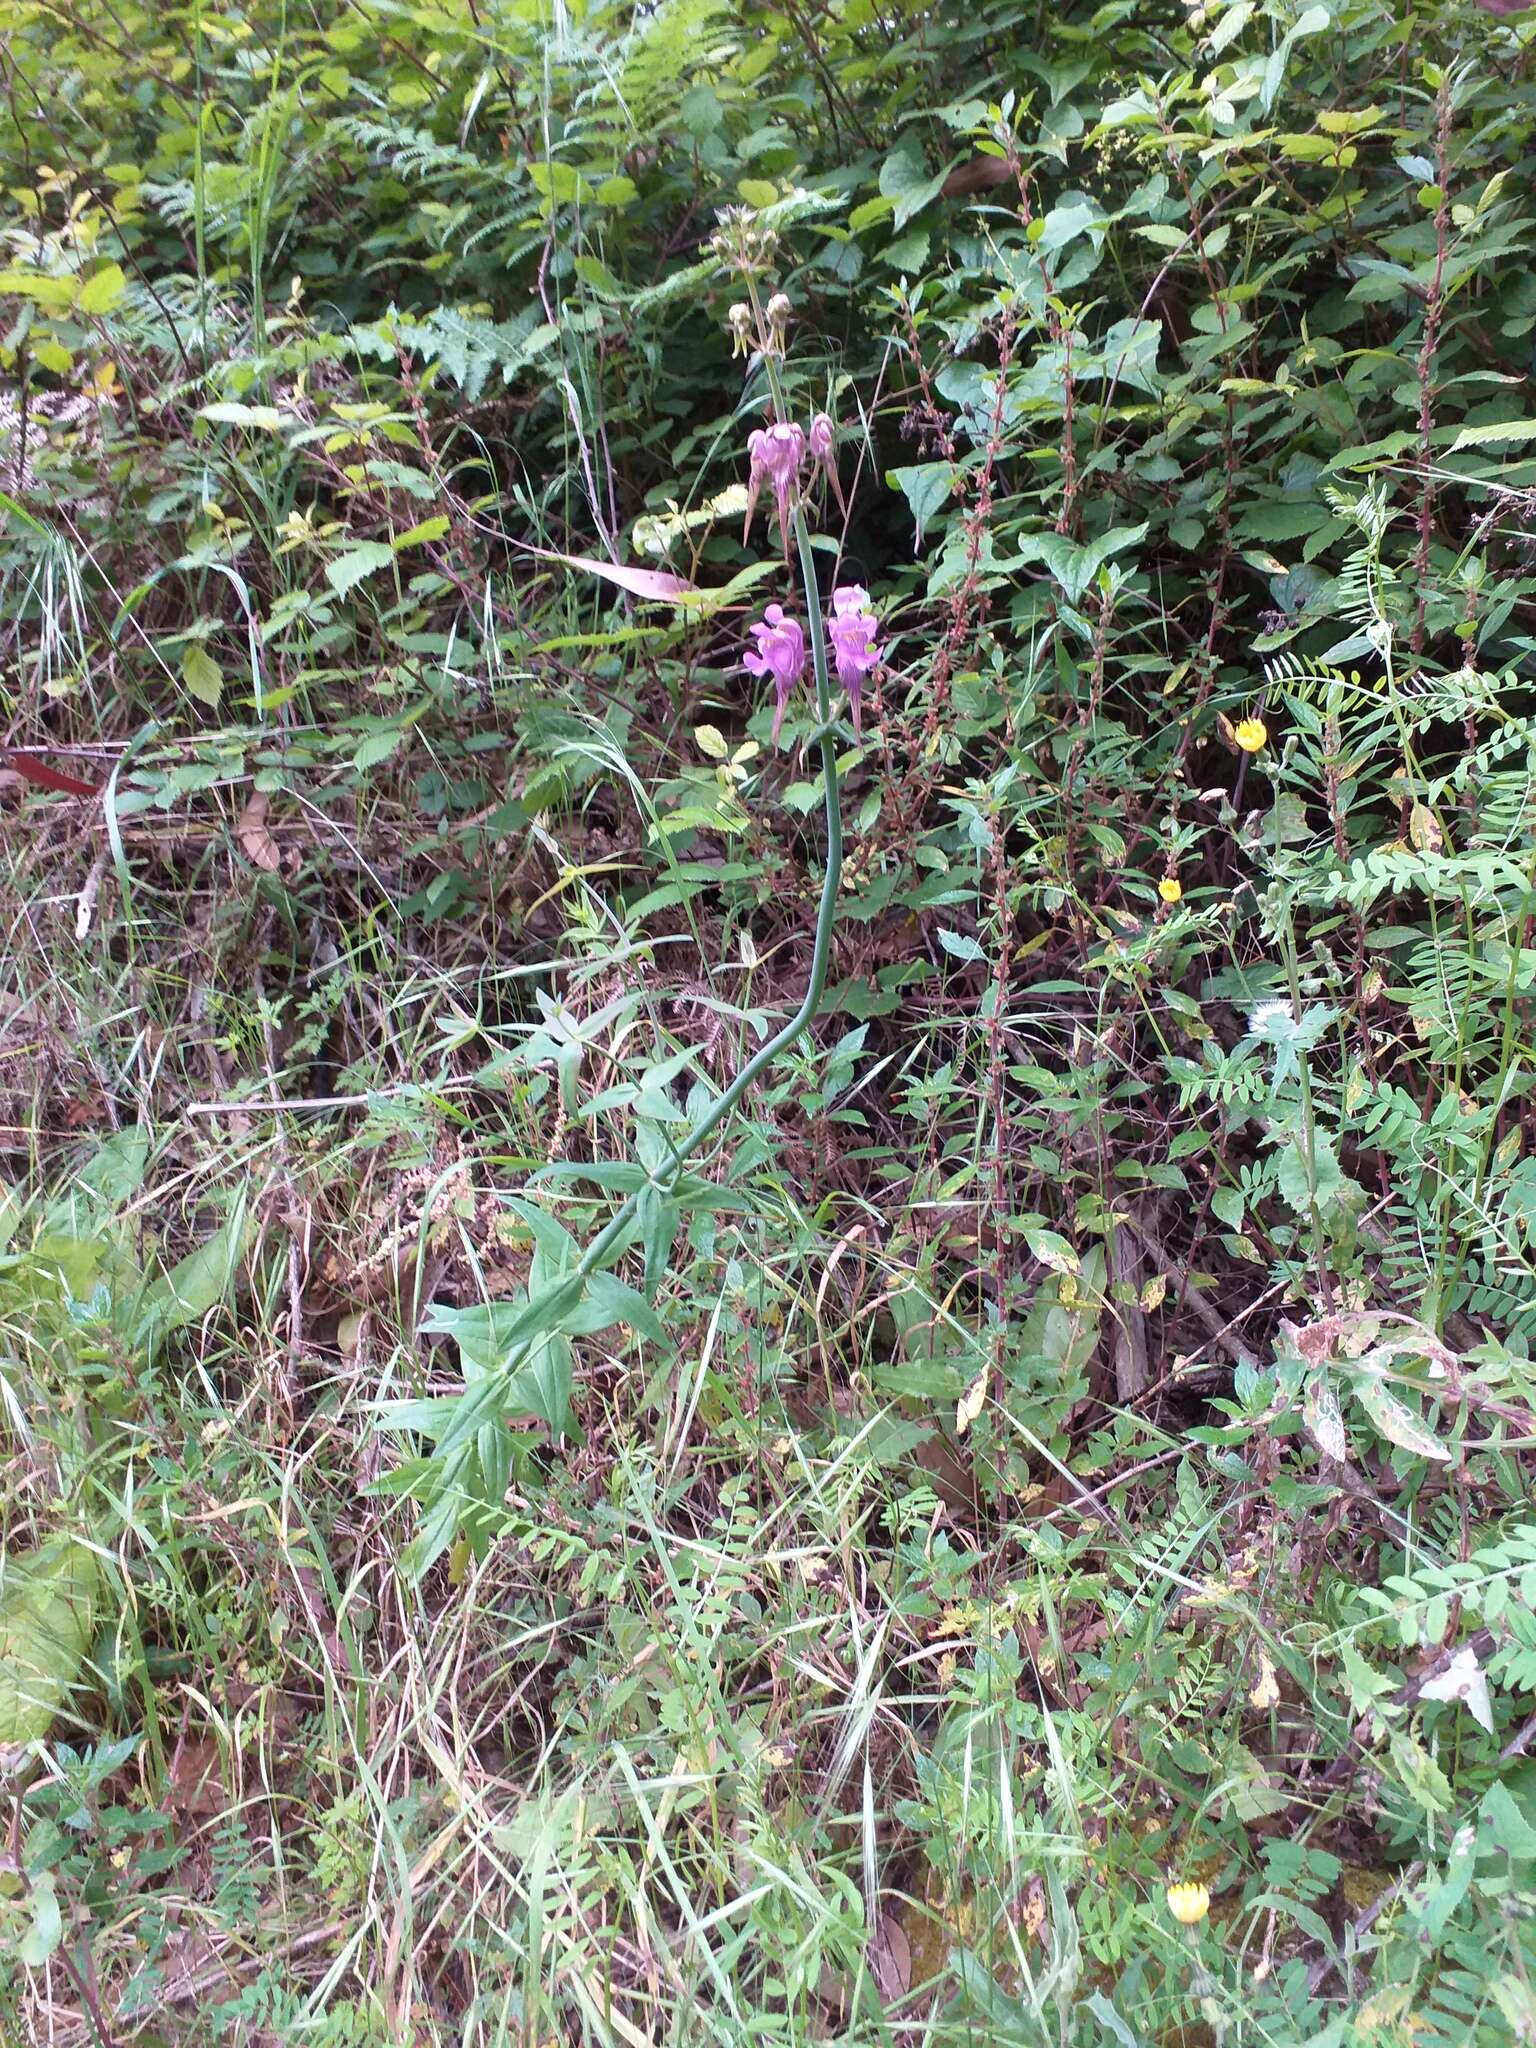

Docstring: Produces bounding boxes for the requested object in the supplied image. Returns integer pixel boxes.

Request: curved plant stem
[578,498,843,1282]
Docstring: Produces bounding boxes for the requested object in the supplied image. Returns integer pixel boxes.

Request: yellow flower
[1158,876,1183,905]
[1166,1881,1210,1926]
[1234,717,1268,754]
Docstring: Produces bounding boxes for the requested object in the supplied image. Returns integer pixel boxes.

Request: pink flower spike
[808,412,845,514]
[827,585,882,739]
[744,420,805,553]
[744,602,808,745]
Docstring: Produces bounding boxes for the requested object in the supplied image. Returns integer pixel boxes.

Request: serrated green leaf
[326,541,397,597]
[75,262,126,315]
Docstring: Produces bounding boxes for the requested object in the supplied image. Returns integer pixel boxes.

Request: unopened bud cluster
[709,205,780,276]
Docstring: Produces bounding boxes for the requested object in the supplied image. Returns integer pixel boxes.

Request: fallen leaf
[869,1911,912,2004]
[167,1736,226,1817]
[0,750,99,797]
[237,792,282,873]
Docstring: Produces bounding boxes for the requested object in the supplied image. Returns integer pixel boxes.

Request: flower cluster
[708,205,780,277]
[743,604,806,746]
[744,583,883,745]
[745,411,842,551]
[826,585,880,738]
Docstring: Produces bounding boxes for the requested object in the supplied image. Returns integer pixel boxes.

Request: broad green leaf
[0,1537,105,1746]
[0,270,76,313]
[74,1126,151,1212]
[527,159,592,205]
[504,1330,575,1437]
[1276,1132,1346,1217]
[353,726,404,771]
[136,1204,248,1346]
[937,927,984,963]
[180,643,223,706]
[19,1871,63,1966]
[887,462,952,546]
[575,1270,667,1345]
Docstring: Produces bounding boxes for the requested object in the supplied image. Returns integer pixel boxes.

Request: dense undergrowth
[5,0,1536,2041]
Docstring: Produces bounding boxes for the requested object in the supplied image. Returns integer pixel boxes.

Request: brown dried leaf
[869,1910,912,2004]
[168,1736,226,1816]
[238,791,282,873]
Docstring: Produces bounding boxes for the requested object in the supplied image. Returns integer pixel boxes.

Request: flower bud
[766,292,792,352]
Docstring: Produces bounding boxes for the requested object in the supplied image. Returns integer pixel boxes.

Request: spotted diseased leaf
[1025,1228,1080,1276]
[1303,1369,1348,1462]
[1420,1644,1494,1733]
[1350,1371,1451,1462]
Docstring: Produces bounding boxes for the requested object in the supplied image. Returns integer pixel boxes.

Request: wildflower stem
[578,462,842,1279]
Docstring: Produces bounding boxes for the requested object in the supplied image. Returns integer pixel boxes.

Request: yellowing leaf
[956,1367,988,1436]
[1140,1272,1169,1313]
[392,515,451,550]
[1025,1228,1079,1276]
[1408,802,1443,852]
[1249,1651,1280,1709]
[694,724,729,761]
[199,401,287,431]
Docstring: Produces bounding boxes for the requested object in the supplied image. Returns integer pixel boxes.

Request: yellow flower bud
[1165,1880,1210,1925]
[1234,717,1267,754]
[1158,876,1183,905]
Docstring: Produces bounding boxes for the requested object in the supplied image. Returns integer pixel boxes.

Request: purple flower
[745,421,805,551]
[827,584,881,737]
[744,603,807,744]
[807,412,845,514]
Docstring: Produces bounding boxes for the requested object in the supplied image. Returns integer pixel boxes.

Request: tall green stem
[578,509,842,1281]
